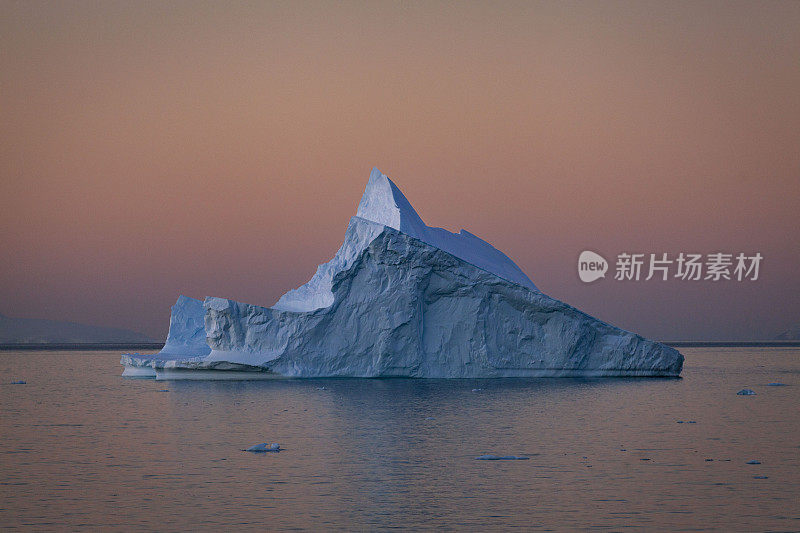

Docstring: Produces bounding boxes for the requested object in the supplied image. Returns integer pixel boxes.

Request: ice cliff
[122,168,683,379]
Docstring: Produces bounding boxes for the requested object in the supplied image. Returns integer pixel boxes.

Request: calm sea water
[1,348,798,531]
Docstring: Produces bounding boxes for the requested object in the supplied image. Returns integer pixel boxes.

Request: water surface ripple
[1,348,798,531]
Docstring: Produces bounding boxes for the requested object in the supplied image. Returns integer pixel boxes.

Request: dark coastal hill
[0,312,154,345]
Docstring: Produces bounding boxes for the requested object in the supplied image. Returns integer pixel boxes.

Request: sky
[1,0,798,341]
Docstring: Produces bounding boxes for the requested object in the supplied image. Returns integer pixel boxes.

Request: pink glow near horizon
[1,1,798,340]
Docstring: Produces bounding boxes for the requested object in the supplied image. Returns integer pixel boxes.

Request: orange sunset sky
[1,1,798,340]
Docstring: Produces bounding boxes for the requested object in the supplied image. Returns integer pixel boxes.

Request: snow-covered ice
[246,443,281,453]
[475,455,530,460]
[122,167,683,379]
[737,389,757,395]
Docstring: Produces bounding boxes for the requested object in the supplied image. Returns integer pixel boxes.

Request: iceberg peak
[357,167,537,292]
[273,167,537,313]
[356,167,426,235]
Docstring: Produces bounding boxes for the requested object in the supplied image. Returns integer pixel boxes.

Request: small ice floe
[753,475,769,479]
[157,389,169,392]
[245,443,281,453]
[736,389,756,395]
[10,380,26,385]
[475,455,529,460]
[746,460,761,464]
[687,421,697,424]
[315,386,326,390]
[471,388,482,392]
[767,383,787,386]
[640,458,651,461]
[424,417,435,420]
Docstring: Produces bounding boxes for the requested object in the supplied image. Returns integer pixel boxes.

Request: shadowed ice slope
[273,168,536,313]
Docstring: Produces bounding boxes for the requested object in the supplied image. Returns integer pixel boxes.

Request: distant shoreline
[663,341,800,348]
[0,343,164,351]
[1,341,799,351]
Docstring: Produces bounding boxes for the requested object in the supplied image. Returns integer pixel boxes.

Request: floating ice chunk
[746,460,761,464]
[736,389,756,395]
[753,475,769,479]
[767,382,787,386]
[471,388,482,392]
[10,380,26,384]
[246,443,281,453]
[475,455,529,460]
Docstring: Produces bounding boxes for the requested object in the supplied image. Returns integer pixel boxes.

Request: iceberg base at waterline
[122,168,683,380]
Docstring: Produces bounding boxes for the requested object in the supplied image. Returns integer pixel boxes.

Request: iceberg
[245,443,281,453]
[122,167,683,379]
